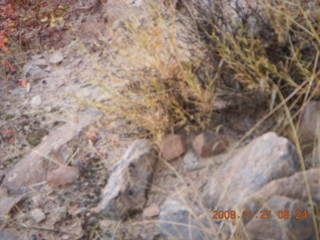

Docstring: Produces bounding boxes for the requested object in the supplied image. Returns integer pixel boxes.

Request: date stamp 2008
[211,210,308,220]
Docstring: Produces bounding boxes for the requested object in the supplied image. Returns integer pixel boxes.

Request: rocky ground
[1,0,320,240]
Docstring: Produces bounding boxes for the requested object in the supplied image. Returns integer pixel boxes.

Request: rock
[142,204,160,219]
[50,51,64,64]
[245,196,314,240]
[29,208,46,223]
[30,95,42,107]
[24,65,47,81]
[161,134,186,161]
[183,150,199,171]
[34,58,48,68]
[305,143,320,169]
[202,132,299,209]
[78,21,106,41]
[0,231,21,240]
[2,113,99,192]
[0,188,25,216]
[241,168,320,216]
[104,0,145,25]
[192,131,228,157]
[96,139,158,220]
[187,0,267,37]
[299,101,320,141]
[47,166,79,187]
[157,199,209,240]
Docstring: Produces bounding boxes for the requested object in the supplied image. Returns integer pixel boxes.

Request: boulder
[241,168,320,216]
[202,132,299,209]
[245,196,314,240]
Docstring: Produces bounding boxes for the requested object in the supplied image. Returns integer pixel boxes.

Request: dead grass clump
[89,0,320,144]
[90,1,216,144]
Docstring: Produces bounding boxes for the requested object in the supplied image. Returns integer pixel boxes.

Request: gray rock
[96,139,158,220]
[157,199,209,240]
[202,132,299,209]
[29,208,46,223]
[34,58,48,69]
[0,193,25,216]
[30,95,42,107]
[305,143,320,169]
[241,168,320,217]
[246,196,314,240]
[28,66,47,81]
[50,51,64,64]
[0,231,21,240]
[2,112,100,192]
[183,150,199,171]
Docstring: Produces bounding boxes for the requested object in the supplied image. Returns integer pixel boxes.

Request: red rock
[47,166,79,187]
[192,131,227,157]
[161,134,186,161]
[142,204,160,219]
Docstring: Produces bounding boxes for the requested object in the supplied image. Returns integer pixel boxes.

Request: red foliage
[0,0,72,54]
[0,3,17,53]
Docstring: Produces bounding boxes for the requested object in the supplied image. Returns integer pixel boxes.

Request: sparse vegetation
[89,0,320,146]
[84,1,320,237]
[2,0,320,239]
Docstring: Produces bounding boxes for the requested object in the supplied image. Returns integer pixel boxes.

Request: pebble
[31,95,42,107]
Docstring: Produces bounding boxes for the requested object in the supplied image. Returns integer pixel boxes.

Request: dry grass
[85,0,320,147]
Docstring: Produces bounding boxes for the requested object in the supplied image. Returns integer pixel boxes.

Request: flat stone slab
[2,112,99,192]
